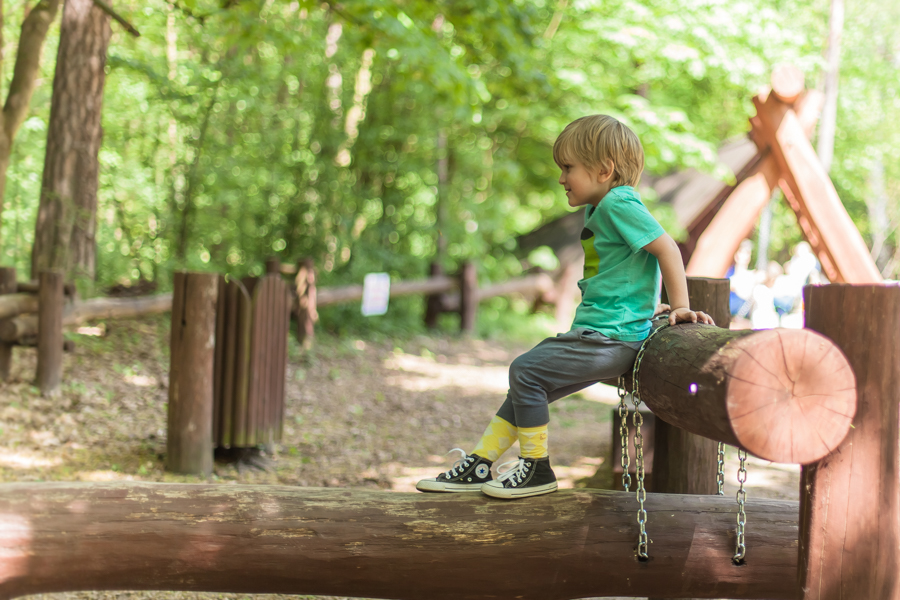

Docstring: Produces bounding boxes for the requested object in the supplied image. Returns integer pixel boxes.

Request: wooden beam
[637,324,855,464]
[752,94,881,283]
[0,483,802,600]
[800,284,900,598]
[685,158,779,277]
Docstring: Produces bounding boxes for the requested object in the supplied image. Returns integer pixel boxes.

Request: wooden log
[771,63,805,104]
[685,89,822,278]
[637,324,855,464]
[294,258,317,348]
[685,158,779,278]
[36,272,64,397]
[752,93,881,283]
[0,293,173,342]
[459,261,477,332]
[652,278,731,496]
[166,272,218,476]
[800,284,900,598]
[15,280,76,297]
[0,483,802,600]
[0,268,17,380]
[0,293,39,320]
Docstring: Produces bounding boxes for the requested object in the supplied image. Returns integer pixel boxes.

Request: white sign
[361,272,391,316]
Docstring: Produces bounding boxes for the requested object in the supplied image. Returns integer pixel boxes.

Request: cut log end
[770,63,805,104]
[727,328,856,464]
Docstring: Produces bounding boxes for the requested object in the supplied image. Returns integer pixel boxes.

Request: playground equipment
[685,65,881,283]
[1,282,888,600]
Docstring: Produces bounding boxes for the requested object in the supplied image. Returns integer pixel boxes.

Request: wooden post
[652,277,730,495]
[800,284,899,598]
[36,271,64,396]
[0,268,16,380]
[265,257,281,275]
[459,261,477,333]
[423,261,443,329]
[167,272,218,476]
[294,258,317,349]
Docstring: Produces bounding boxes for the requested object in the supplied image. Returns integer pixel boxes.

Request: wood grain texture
[638,324,855,464]
[800,284,900,599]
[0,483,801,600]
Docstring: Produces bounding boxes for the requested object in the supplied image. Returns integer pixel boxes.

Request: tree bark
[652,278,731,496]
[30,0,110,281]
[800,284,900,599]
[0,483,802,600]
[637,324,855,465]
[0,0,62,229]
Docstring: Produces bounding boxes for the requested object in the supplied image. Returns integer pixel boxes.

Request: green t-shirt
[571,186,665,341]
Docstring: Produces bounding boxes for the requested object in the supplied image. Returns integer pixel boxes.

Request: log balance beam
[0,483,800,600]
[610,323,856,465]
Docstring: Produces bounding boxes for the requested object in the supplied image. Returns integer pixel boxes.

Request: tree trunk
[0,0,62,230]
[0,267,17,379]
[30,0,110,281]
[0,483,802,600]
[637,324,855,465]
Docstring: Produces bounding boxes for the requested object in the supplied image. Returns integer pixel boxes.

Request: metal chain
[617,376,631,492]
[630,320,669,560]
[733,448,748,563]
[716,442,725,496]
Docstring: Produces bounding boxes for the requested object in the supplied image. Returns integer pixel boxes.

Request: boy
[416,115,713,499]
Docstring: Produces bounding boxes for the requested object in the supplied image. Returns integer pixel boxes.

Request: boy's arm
[643,233,715,326]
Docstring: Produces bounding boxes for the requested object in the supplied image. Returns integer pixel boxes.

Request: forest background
[1,0,898,336]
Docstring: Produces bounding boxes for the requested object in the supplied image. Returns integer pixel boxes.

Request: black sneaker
[416,448,493,493]
[481,456,558,499]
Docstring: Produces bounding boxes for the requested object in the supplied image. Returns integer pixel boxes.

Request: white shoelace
[496,458,530,485]
[442,448,473,478]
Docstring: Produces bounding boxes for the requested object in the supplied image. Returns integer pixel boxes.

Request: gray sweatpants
[495,328,644,428]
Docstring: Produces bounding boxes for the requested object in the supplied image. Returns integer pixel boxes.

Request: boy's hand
[668,307,715,326]
[654,303,671,316]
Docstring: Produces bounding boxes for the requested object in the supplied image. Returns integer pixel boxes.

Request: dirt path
[0,316,800,600]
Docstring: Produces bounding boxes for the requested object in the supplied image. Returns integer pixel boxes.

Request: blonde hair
[552,115,644,188]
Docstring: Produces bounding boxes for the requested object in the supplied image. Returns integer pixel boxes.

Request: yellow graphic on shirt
[518,424,549,458]
[581,227,600,279]
[471,415,517,462]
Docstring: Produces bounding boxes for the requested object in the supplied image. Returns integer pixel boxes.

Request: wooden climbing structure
[685,65,881,282]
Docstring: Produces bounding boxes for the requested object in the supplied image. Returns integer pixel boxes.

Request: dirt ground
[0,315,801,600]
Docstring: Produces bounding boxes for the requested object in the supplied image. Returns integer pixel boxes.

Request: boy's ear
[595,160,615,183]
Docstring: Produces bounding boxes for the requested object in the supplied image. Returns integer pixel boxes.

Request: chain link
[630,320,669,560]
[616,376,631,492]
[733,448,748,563]
[716,442,725,496]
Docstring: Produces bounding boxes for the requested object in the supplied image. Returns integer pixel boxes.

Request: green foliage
[4,0,898,307]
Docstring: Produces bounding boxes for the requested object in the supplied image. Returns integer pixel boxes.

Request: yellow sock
[518,424,549,458]
[471,415,517,462]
